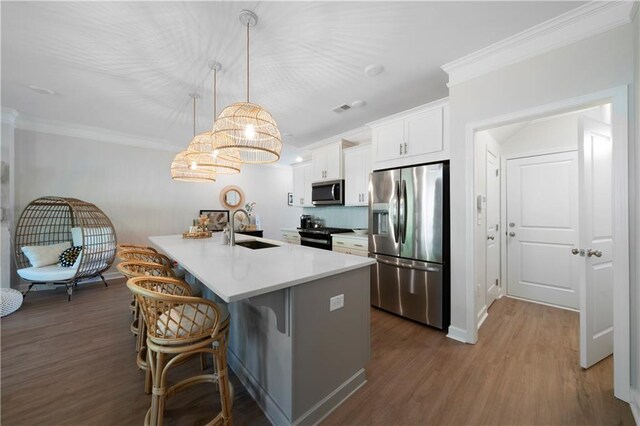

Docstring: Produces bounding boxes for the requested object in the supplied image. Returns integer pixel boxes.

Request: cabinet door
[404,108,443,158]
[311,147,327,182]
[324,143,343,180]
[344,150,361,206]
[363,146,372,203]
[292,165,306,207]
[303,163,314,207]
[373,121,404,163]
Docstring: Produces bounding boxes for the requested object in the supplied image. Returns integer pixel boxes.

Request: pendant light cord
[246,22,250,103]
[213,67,217,126]
[192,95,196,137]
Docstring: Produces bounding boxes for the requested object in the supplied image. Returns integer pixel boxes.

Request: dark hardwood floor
[1,279,634,425]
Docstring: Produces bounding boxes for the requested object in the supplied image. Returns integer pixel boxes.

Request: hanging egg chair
[13,196,117,301]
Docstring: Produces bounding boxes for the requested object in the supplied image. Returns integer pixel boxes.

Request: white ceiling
[1,1,584,163]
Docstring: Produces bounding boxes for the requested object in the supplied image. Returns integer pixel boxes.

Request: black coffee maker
[300,214,312,229]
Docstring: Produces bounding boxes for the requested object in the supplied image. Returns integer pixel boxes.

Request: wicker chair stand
[13,196,117,301]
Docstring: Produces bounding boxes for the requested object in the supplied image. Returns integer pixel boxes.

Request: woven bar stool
[117,261,176,352]
[117,246,162,320]
[127,276,233,426]
[118,249,189,286]
[117,243,158,253]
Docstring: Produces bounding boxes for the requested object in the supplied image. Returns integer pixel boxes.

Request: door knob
[487,235,494,240]
[508,232,516,237]
[587,249,602,258]
[571,248,580,255]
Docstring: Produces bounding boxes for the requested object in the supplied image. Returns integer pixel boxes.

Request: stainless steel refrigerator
[368,162,449,330]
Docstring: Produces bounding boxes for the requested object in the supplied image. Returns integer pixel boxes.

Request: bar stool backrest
[127,276,223,345]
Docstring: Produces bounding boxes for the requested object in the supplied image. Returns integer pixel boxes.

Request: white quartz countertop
[149,233,375,303]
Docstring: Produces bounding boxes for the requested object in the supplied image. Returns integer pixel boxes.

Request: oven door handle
[301,237,330,245]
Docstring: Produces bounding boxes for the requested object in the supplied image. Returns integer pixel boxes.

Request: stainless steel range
[298,227,352,250]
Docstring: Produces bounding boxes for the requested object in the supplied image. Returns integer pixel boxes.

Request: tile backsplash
[302,206,368,229]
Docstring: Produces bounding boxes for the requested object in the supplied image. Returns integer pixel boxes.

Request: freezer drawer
[371,254,444,329]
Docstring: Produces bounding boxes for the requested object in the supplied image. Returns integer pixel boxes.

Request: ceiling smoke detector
[332,104,351,113]
[364,64,384,77]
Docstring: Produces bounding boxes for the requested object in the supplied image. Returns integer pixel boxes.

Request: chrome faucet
[229,208,248,246]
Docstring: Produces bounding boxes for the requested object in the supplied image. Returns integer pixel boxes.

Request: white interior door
[506,151,579,309]
[578,117,613,369]
[485,150,500,308]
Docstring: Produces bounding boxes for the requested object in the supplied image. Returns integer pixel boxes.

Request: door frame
[464,86,630,402]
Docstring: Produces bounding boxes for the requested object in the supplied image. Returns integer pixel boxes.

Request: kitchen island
[149,233,375,426]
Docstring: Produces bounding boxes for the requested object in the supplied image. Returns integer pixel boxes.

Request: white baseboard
[446,326,469,343]
[477,308,489,329]
[505,294,579,313]
[630,388,639,425]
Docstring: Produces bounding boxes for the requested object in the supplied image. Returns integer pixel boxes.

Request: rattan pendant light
[212,10,282,164]
[186,62,242,174]
[171,94,217,182]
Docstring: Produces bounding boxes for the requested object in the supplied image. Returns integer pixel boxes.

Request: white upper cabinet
[311,140,353,182]
[292,161,313,207]
[370,98,449,170]
[344,145,372,206]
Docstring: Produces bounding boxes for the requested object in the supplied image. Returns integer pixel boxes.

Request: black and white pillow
[58,246,82,267]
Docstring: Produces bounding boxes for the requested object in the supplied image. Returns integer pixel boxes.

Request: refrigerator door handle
[401,179,408,244]
[394,180,400,244]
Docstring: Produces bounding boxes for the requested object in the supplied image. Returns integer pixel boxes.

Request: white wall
[12,128,301,285]
[632,7,640,417]
[447,22,636,349]
[500,114,579,156]
[1,111,17,288]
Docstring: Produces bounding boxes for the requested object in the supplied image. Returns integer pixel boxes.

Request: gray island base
[205,267,370,425]
[149,234,374,425]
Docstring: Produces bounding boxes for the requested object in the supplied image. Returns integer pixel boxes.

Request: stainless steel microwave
[312,179,344,205]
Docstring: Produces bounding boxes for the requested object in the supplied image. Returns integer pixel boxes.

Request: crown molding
[1,108,18,126]
[442,1,637,88]
[13,113,182,153]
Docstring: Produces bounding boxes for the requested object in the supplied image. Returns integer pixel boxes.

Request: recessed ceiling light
[351,100,366,108]
[295,156,303,162]
[27,85,56,95]
[364,64,384,77]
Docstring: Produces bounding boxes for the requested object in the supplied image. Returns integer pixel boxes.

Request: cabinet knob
[404,142,408,154]
[399,144,403,155]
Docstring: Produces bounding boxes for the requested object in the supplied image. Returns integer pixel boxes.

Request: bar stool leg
[216,335,233,426]
[150,351,166,426]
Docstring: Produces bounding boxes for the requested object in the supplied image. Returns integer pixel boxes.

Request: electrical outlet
[329,294,344,312]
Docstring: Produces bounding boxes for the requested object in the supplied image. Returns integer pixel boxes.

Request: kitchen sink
[235,240,280,250]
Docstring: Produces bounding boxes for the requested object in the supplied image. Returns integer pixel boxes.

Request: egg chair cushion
[21,242,71,268]
[58,246,83,267]
[17,264,78,282]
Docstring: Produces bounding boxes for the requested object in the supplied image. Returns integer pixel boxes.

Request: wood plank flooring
[1,279,634,425]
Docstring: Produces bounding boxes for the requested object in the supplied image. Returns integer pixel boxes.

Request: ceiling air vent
[332,104,351,113]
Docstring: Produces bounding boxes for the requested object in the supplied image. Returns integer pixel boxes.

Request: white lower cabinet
[281,229,301,245]
[332,234,368,257]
